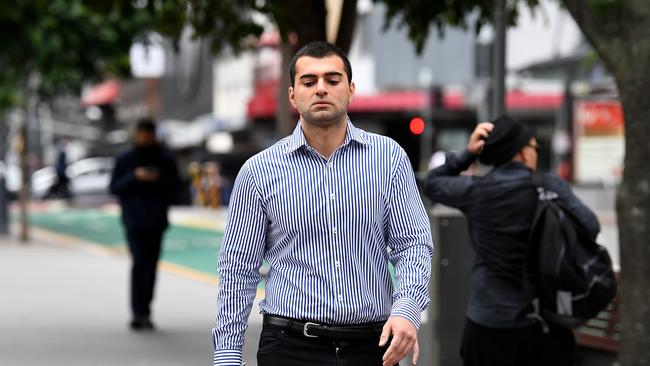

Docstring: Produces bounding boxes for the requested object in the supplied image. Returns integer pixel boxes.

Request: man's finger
[383,336,406,366]
[378,323,391,347]
[412,340,420,365]
[382,336,400,363]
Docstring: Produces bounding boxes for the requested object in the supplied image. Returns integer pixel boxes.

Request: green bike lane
[25,206,394,291]
[26,207,233,284]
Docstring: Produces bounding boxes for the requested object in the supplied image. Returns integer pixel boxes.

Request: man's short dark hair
[289,41,352,87]
[136,118,156,134]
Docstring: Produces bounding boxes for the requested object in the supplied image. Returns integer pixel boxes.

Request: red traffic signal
[409,117,425,135]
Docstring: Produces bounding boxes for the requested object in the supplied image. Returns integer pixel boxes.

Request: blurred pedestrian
[188,161,204,207]
[49,141,70,199]
[212,41,434,366]
[203,161,222,208]
[422,116,600,366]
[110,118,181,331]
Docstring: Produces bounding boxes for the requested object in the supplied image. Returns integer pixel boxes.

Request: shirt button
[328,162,333,168]
[335,261,340,268]
[338,294,343,301]
[332,227,337,234]
[330,193,335,200]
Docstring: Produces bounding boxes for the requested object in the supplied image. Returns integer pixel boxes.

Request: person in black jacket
[423,116,600,366]
[110,119,181,330]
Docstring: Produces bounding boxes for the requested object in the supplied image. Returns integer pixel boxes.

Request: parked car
[31,157,114,199]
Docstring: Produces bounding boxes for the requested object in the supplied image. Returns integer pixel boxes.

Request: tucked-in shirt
[423,150,600,328]
[212,121,434,365]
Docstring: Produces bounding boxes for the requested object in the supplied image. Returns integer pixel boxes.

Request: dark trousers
[257,322,396,366]
[126,229,163,318]
[461,318,576,366]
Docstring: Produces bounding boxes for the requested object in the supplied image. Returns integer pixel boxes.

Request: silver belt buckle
[303,322,320,338]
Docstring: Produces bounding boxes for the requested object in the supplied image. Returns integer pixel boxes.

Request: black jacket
[110,145,181,232]
[423,150,600,328]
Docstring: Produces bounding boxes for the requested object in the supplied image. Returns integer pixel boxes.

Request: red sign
[574,100,624,136]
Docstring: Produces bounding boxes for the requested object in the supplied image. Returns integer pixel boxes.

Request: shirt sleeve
[543,173,601,240]
[421,149,476,209]
[213,161,267,365]
[386,150,435,328]
[109,156,137,196]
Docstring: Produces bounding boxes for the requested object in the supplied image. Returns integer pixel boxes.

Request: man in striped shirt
[213,41,434,366]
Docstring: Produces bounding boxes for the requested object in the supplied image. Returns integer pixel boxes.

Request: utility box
[419,205,473,366]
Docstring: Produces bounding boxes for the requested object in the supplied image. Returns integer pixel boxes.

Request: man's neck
[300,117,348,159]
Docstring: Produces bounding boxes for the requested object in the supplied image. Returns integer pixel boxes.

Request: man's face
[523,137,539,170]
[134,130,156,147]
[288,55,355,127]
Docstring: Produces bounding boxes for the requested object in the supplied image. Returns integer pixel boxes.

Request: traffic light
[409,117,425,135]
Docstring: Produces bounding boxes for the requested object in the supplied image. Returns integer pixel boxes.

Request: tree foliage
[150,0,357,54]
[0,0,155,110]
[377,0,542,53]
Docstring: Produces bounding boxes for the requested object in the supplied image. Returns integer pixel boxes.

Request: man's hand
[135,167,160,182]
[467,122,494,155]
[379,316,419,366]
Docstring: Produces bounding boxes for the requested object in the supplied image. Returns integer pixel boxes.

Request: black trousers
[126,229,163,318]
[257,322,397,366]
[461,318,576,366]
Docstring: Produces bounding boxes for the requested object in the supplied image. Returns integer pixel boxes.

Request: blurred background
[0,0,635,365]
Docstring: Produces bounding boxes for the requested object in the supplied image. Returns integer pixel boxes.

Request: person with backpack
[422,115,601,366]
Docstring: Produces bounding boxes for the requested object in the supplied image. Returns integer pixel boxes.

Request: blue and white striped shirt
[212,121,434,365]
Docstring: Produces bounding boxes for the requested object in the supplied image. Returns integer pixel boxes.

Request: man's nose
[316,79,328,95]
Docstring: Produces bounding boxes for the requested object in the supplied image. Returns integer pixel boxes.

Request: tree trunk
[276,41,294,137]
[335,0,358,53]
[285,0,327,50]
[18,107,29,242]
[274,0,357,137]
[617,74,650,365]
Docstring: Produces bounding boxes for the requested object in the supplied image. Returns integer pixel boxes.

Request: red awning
[349,91,426,113]
[506,90,564,110]
[246,88,562,120]
[81,80,121,106]
[247,90,467,119]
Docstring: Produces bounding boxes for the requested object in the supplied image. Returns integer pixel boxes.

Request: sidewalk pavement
[0,232,262,366]
[2,191,619,366]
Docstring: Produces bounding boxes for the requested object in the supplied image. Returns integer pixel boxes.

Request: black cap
[478,115,533,166]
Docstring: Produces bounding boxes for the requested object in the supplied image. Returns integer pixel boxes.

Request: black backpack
[525,173,617,329]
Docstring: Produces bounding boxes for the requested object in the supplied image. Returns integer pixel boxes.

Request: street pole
[420,92,434,174]
[418,68,434,174]
[492,0,507,118]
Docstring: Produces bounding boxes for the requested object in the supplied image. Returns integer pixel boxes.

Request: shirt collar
[285,118,370,154]
[491,161,533,175]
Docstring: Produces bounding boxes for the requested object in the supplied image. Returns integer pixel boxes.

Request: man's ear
[288,86,296,108]
[348,81,355,103]
[512,149,526,163]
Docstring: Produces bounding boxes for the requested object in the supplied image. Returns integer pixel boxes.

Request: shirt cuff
[390,298,423,329]
[214,349,243,366]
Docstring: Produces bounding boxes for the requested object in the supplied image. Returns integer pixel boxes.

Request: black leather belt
[263,315,385,340]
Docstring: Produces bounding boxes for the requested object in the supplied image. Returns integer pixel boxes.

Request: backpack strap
[526,170,551,333]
